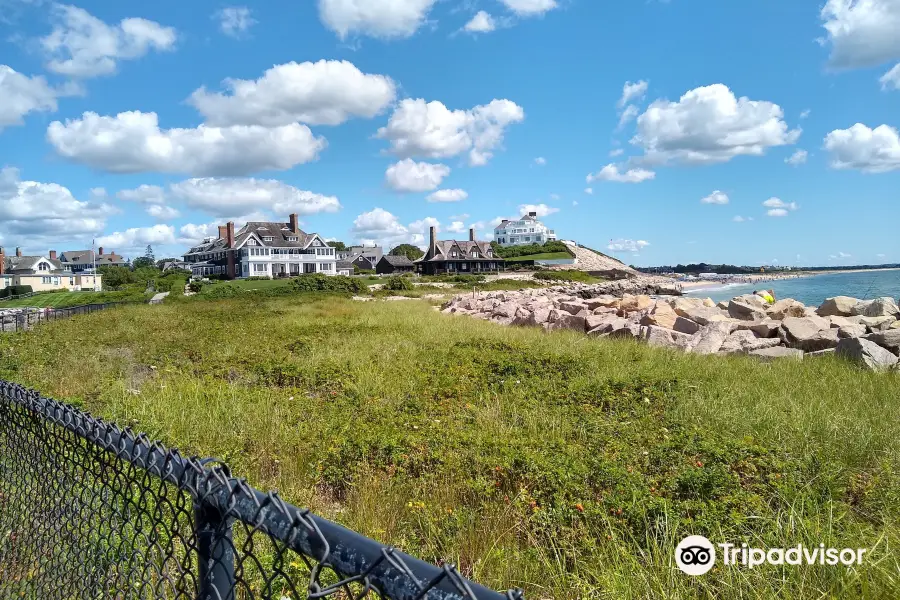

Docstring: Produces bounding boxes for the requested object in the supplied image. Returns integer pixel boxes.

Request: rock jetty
[441,283,900,372]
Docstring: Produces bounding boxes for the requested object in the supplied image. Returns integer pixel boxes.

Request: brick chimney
[289,213,299,234]
[15,247,21,257]
[98,247,104,256]
[469,227,476,242]
[49,250,57,260]
[429,226,437,258]
[226,221,235,248]
[218,225,227,240]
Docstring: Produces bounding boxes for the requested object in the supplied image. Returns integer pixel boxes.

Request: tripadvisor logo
[676,535,868,576]
[675,535,716,575]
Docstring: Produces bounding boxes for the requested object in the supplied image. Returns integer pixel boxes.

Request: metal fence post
[195,500,235,600]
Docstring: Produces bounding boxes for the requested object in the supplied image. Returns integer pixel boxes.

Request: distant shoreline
[679,267,900,292]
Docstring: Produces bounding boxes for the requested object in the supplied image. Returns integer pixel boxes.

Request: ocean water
[684,269,900,307]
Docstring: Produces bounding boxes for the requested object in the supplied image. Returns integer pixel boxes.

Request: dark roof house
[414,227,504,275]
[376,254,415,274]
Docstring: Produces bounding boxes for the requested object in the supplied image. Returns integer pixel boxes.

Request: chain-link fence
[0,380,523,600]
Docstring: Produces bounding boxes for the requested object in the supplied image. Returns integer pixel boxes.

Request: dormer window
[247,239,257,246]
[487,250,493,257]
[287,236,298,242]
[38,262,50,271]
[263,236,274,242]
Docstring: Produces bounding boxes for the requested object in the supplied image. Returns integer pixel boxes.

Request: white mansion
[493,212,558,247]
[182,214,338,279]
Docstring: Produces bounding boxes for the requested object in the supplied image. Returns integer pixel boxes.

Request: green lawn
[504,251,574,262]
[0,295,898,598]
[0,290,146,308]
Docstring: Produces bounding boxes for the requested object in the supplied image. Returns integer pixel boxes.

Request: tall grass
[0,295,897,598]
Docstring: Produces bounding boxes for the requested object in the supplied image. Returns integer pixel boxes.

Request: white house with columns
[182,214,337,279]
[493,211,558,247]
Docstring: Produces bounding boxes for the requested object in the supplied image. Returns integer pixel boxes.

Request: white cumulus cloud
[587,164,655,183]
[384,159,450,192]
[785,149,808,165]
[318,0,438,40]
[0,65,64,130]
[41,4,176,78]
[499,0,558,17]
[170,177,341,218]
[376,98,525,166]
[464,10,495,32]
[632,84,800,165]
[533,156,546,165]
[607,238,649,253]
[618,79,648,108]
[117,184,167,204]
[146,204,180,220]
[0,167,115,244]
[215,6,256,38]
[820,0,900,69]
[427,189,468,203]
[97,224,176,253]
[824,123,900,172]
[881,63,900,89]
[47,111,327,176]
[188,60,396,127]
[733,215,753,222]
[517,203,558,217]
[584,187,593,195]
[700,190,729,205]
[763,197,798,217]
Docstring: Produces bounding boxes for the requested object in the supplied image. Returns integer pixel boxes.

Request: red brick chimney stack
[469,228,476,242]
[218,225,227,239]
[289,213,299,234]
[49,250,57,260]
[226,222,235,248]
[98,247,104,256]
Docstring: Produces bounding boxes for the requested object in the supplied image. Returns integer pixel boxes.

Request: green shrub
[204,284,243,299]
[0,284,34,299]
[533,270,597,283]
[491,240,571,259]
[187,281,204,293]
[291,274,366,294]
[384,276,414,291]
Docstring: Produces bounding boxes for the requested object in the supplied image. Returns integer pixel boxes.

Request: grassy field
[0,295,898,598]
[0,290,148,308]
[505,252,574,262]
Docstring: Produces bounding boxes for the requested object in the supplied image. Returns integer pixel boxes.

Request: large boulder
[861,297,900,318]
[767,298,807,320]
[836,337,899,371]
[837,324,867,339]
[640,302,679,329]
[672,316,702,335]
[779,316,836,351]
[817,296,860,317]
[728,298,769,321]
[673,303,730,326]
[586,295,620,310]
[639,325,680,349]
[586,313,623,333]
[606,322,643,339]
[720,330,783,354]
[492,301,519,319]
[746,319,781,338]
[750,346,805,361]
[548,313,586,332]
[691,321,733,355]
[618,294,653,315]
[558,300,588,315]
[861,316,896,332]
[850,300,874,316]
[863,330,900,355]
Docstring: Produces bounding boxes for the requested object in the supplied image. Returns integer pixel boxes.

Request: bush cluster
[533,270,597,282]
[491,240,571,259]
[291,274,367,294]
[0,285,33,299]
[384,276,414,291]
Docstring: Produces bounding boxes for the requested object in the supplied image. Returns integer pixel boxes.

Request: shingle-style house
[182,214,338,279]
[0,247,101,292]
[336,261,353,276]
[493,211,557,247]
[376,254,415,275]
[59,247,127,273]
[415,227,504,275]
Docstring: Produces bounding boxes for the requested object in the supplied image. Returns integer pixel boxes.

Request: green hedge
[0,285,33,299]
[291,274,367,294]
[491,240,571,259]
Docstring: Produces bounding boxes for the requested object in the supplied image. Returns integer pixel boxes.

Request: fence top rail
[0,380,523,600]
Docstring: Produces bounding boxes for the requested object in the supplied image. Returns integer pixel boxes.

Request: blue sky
[1,0,898,267]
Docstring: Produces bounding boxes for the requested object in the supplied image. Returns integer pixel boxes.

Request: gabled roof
[60,250,126,265]
[380,255,414,267]
[3,255,66,273]
[236,222,318,248]
[415,239,497,263]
